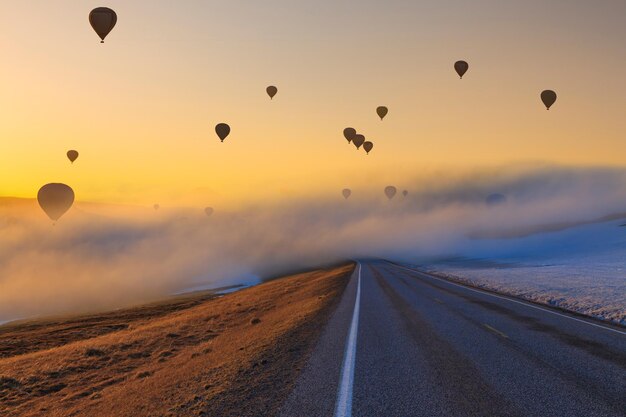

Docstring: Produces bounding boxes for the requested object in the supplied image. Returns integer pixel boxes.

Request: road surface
[279,260,626,417]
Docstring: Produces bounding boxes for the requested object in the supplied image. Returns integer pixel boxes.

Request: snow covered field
[411,219,626,325]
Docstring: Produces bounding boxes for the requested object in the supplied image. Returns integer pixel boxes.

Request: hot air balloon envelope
[402,190,408,197]
[353,134,365,149]
[342,189,351,199]
[215,123,231,142]
[454,61,469,78]
[363,141,373,154]
[89,7,117,43]
[154,204,160,210]
[541,90,557,110]
[67,150,79,163]
[343,128,357,143]
[37,183,75,221]
[266,86,278,99]
[205,207,214,217]
[384,186,397,200]
[376,106,388,120]
[486,193,507,206]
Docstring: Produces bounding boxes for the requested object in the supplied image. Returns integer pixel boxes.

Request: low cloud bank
[1,165,625,322]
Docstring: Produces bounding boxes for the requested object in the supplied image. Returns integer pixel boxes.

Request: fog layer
[1,165,625,322]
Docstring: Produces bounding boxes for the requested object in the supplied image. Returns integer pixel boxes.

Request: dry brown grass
[0,263,354,417]
[0,292,220,359]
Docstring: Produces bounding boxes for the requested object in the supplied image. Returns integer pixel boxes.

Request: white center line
[333,262,362,417]
[392,263,626,336]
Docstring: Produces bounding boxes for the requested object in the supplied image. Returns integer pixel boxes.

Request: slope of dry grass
[0,263,353,417]
[0,291,221,359]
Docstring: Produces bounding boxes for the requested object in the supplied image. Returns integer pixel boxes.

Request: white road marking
[392,263,626,336]
[333,263,362,417]
[483,323,509,339]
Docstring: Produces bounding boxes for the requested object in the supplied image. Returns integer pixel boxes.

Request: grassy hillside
[0,263,354,417]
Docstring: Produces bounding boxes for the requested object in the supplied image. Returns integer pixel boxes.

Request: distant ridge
[468,211,626,239]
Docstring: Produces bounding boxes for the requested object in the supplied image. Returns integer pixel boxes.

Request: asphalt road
[279,260,626,417]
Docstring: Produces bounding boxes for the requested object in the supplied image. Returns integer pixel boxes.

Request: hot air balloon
[215,123,230,142]
[402,190,408,197]
[486,193,507,206]
[154,204,160,210]
[37,183,75,221]
[384,186,397,200]
[66,150,79,164]
[342,189,351,199]
[266,86,278,100]
[376,106,388,121]
[363,141,373,154]
[204,207,214,217]
[454,61,469,79]
[541,90,557,110]
[353,134,365,150]
[343,127,357,143]
[89,7,117,43]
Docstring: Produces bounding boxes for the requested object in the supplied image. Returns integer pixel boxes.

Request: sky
[1,0,625,208]
[2,1,626,320]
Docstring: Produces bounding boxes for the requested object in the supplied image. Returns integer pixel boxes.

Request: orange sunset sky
[1,1,625,208]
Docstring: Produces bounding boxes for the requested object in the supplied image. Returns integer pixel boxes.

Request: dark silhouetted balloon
[343,127,357,143]
[215,123,230,142]
[37,183,74,221]
[154,204,160,210]
[541,90,557,110]
[353,134,365,149]
[89,7,117,43]
[486,193,507,206]
[342,189,351,199]
[454,61,469,79]
[363,141,373,154]
[67,150,79,164]
[205,207,214,217]
[266,86,278,100]
[376,106,388,121]
[384,186,397,200]
[402,190,408,197]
